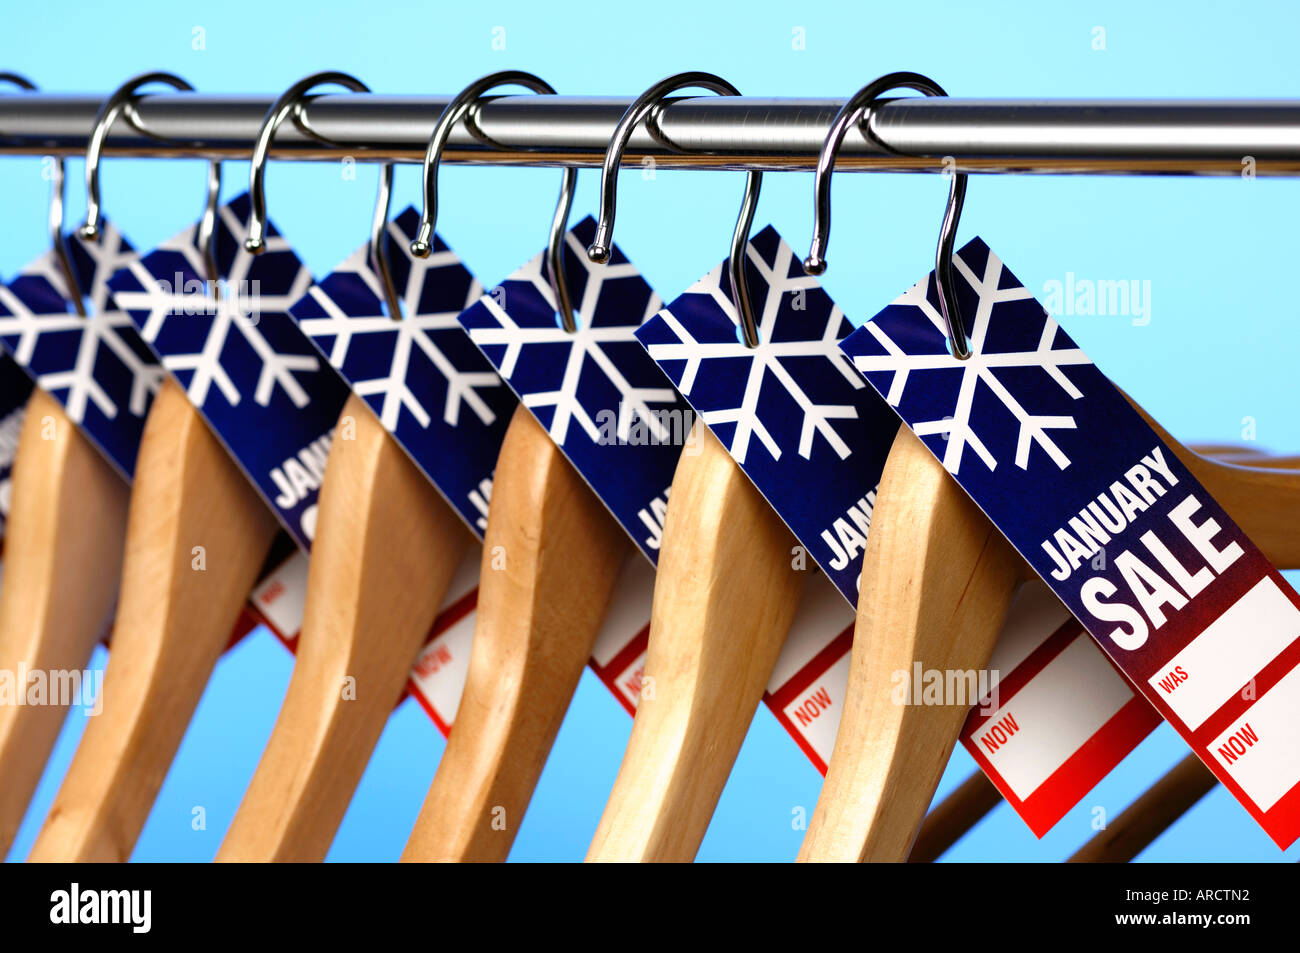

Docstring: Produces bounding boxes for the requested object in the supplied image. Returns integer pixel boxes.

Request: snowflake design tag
[843,237,1300,850]
[0,222,164,478]
[842,238,1088,479]
[108,193,352,548]
[636,226,900,603]
[458,216,692,563]
[291,208,515,537]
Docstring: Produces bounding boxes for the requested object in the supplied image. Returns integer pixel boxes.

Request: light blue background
[2,0,1298,862]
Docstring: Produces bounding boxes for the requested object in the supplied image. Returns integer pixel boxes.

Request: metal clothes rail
[1,93,1299,175]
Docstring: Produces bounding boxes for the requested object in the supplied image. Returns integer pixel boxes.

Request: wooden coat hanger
[570,73,811,863]
[1189,444,1268,461]
[1135,397,1300,564]
[911,753,1219,863]
[1069,753,1215,862]
[217,393,466,862]
[0,118,132,855]
[0,392,127,857]
[1231,454,1300,468]
[799,420,1300,863]
[587,419,803,862]
[792,74,1300,862]
[28,378,277,862]
[798,424,1025,863]
[401,405,628,862]
[906,769,1003,863]
[215,73,469,862]
[1191,442,1300,468]
[792,73,1025,863]
[25,73,287,862]
[403,72,729,863]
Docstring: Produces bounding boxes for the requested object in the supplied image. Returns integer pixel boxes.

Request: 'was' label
[842,237,1300,848]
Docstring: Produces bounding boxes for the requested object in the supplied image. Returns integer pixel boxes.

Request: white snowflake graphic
[645,238,865,466]
[850,246,1088,475]
[295,225,496,431]
[110,203,317,409]
[469,230,675,446]
[0,225,164,423]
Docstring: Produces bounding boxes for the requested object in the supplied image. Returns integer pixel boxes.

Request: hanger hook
[79,72,223,292]
[589,72,762,348]
[245,71,400,318]
[0,72,87,317]
[411,70,578,333]
[804,71,970,358]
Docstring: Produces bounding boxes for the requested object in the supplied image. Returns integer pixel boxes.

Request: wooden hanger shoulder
[0,391,128,857]
[587,421,804,863]
[218,395,469,862]
[27,378,278,862]
[402,405,630,862]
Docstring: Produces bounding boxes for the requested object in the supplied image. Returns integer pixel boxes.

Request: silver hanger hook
[804,71,971,359]
[245,71,401,319]
[411,70,578,333]
[79,72,223,294]
[589,72,763,348]
[0,72,86,316]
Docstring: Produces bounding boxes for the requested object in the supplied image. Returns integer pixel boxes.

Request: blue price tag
[636,226,898,603]
[841,237,1300,848]
[457,216,693,563]
[291,208,516,538]
[109,194,352,549]
[0,222,160,478]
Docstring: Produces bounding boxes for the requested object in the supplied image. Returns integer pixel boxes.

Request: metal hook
[804,71,971,358]
[1,72,86,316]
[245,72,402,320]
[78,72,223,294]
[411,70,578,333]
[367,154,403,321]
[589,72,762,348]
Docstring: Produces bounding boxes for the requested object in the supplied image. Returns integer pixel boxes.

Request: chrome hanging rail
[2,93,1299,174]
